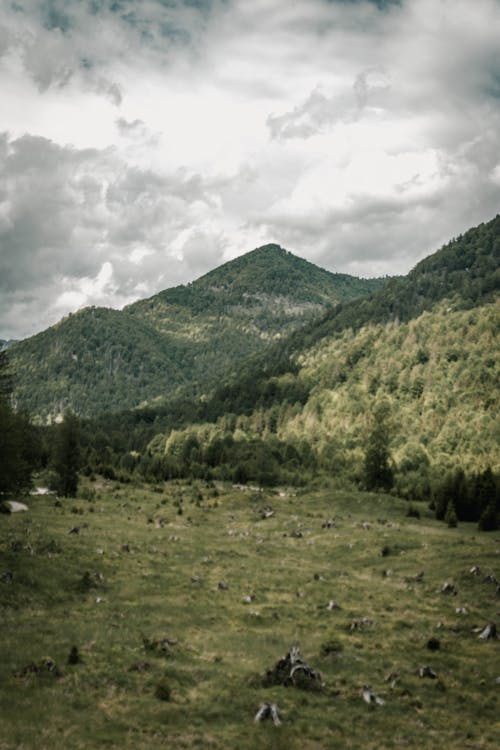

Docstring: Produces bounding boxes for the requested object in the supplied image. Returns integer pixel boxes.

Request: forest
[2,216,499,530]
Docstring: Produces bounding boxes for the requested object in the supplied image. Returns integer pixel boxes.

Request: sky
[0,0,499,340]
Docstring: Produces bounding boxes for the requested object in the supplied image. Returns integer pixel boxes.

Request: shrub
[154,681,171,701]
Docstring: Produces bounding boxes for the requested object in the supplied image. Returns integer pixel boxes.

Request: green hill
[9,245,383,420]
[105,216,499,507]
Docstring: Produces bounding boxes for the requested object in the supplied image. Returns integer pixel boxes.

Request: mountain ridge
[9,243,385,419]
[79,214,499,490]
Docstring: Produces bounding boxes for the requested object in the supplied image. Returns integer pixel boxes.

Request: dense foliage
[4,217,499,529]
[74,217,500,529]
[10,244,384,420]
[0,352,39,498]
[52,412,81,497]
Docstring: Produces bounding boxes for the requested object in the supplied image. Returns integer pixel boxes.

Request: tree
[363,400,393,491]
[53,412,81,496]
[0,351,38,498]
[444,500,458,528]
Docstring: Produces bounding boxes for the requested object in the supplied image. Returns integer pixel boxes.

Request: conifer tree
[53,412,81,497]
[0,351,37,498]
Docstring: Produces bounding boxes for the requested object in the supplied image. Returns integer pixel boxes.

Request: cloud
[0,132,222,337]
[267,69,391,140]
[0,0,499,339]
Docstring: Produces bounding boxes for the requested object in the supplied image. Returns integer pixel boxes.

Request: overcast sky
[1,0,499,340]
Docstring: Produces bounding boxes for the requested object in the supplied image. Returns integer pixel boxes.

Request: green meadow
[1,481,499,749]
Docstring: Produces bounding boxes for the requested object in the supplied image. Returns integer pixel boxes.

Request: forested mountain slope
[9,245,383,420]
[118,216,500,490]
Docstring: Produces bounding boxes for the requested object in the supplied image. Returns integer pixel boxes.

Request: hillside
[95,216,499,500]
[9,245,383,420]
[9,307,190,419]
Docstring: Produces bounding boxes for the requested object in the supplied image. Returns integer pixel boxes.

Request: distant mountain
[9,244,384,420]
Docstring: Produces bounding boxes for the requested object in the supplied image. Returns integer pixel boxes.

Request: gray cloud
[1,0,499,339]
[267,69,391,140]
[0,132,217,338]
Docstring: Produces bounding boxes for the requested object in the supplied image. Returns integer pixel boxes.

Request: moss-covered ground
[1,481,499,749]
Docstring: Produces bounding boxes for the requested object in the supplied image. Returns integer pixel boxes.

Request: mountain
[9,244,384,420]
[98,216,499,491]
[0,340,17,350]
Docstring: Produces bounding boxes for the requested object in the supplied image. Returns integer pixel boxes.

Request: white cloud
[0,0,499,338]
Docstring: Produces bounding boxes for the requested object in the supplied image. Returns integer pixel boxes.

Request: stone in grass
[362,685,385,705]
[154,681,171,701]
[350,617,375,631]
[14,657,62,679]
[419,665,437,679]
[142,634,178,655]
[441,582,458,595]
[254,702,281,725]
[478,623,498,640]
[263,645,322,691]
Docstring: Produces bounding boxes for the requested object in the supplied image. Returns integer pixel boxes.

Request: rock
[259,505,274,519]
[322,519,336,529]
[384,672,400,687]
[478,623,498,640]
[327,600,340,610]
[419,665,437,679]
[350,617,375,630]
[441,582,457,595]
[254,702,281,725]
[362,685,385,705]
[142,634,177,655]
[263,645,322,691]
[6,501,29,513]
[14,657,62,679]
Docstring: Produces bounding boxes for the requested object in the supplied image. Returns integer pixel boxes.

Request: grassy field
[1,480,499,749]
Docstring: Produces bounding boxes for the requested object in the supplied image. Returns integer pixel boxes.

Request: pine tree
[444,500,458,528]
[53,412,81,497]
[0,352,37,498]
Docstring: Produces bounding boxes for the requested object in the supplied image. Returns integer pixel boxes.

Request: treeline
[432,467,500,530]
[0,351,82,501]
[124,433,316,488]
[0,351,40,498]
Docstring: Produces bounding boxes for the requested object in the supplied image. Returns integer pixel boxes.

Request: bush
[320,638,344,656]
[406,505,421,519]
[444,501,458,528]
[154,681,171,701]
[478,503,498,531]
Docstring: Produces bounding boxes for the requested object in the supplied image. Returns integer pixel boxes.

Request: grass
[0,480,499,749]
